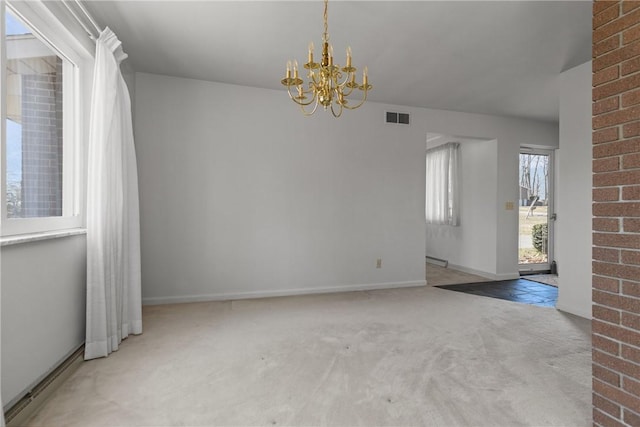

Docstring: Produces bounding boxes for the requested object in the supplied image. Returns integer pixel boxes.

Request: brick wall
[20,57,63,217]
[593,1,640,426]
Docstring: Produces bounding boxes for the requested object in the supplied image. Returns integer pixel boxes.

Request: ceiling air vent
[386,111,410,125]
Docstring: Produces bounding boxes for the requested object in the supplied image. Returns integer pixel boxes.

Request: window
[2,4,83,236]
[425,142,459,226]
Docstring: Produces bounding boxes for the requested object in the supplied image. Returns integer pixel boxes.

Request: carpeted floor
[23,286,591,426]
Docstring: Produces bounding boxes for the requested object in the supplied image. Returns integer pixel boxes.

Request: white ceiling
[85,1,592,123]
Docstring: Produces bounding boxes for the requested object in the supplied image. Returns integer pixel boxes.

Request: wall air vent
[385,111,410,125]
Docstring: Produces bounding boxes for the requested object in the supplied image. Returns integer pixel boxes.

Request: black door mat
[435,278,558,307]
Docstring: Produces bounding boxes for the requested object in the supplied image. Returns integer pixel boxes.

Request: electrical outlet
[376,258,382,268]
[505,201,514,211]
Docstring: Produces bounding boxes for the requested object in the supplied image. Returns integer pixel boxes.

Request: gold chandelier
[280,0,371,117]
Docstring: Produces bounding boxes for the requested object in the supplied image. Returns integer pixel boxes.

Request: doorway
[518,149,554,273]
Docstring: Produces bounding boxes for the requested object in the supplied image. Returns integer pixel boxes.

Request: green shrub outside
[532,223,548,254]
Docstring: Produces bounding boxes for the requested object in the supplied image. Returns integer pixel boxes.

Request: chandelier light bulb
[308,41,314,62]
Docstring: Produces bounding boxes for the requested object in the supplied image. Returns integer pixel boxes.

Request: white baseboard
[447,263,519,281]
[494,272,521,280]
[142,280,427,306]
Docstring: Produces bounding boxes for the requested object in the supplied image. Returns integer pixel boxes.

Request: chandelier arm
[286,85,317,107]
[337,72,351,87]
[330,101,343,118]
[300,97,320,116]
[341,89,369,110]
[341,85,356,98]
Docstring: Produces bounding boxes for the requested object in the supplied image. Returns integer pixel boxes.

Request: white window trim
[0,227,86,246]
[1,1,92,237]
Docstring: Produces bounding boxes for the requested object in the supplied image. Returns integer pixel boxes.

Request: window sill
[0,228,87,247]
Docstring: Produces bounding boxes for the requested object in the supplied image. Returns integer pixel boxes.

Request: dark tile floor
[435,278,558,307]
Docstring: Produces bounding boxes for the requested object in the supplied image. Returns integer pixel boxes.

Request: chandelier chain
[323,0,329,42]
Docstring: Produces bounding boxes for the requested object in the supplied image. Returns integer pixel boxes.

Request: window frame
[1,1,89,237]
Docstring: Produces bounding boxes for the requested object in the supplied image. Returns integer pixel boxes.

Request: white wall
[134,73,428,303]
[134,72,558,303]
[556,61,592,319]
[1,235,86,407]
[426,138,499,277]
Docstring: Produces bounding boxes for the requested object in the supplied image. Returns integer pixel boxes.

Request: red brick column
[593,1,640,426]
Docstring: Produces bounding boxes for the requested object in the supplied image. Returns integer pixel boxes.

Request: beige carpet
[24,287,591,426]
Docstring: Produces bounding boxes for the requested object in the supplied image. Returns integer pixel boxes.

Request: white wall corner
[556,60,593,320]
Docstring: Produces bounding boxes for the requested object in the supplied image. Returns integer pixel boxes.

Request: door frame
[518,147,555,274]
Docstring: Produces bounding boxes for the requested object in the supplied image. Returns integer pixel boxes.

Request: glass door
[518,149,554,272]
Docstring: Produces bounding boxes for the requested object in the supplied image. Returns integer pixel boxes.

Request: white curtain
[85,28,142,360]
[425,142,459,226]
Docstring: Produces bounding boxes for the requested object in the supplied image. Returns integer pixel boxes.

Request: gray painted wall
[134,72,559,303]
[134,73,428,304]
[1,235,86,407]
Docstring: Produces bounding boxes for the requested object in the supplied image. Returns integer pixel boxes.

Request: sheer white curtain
[425,142,459,226]
[85,28,142,360]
